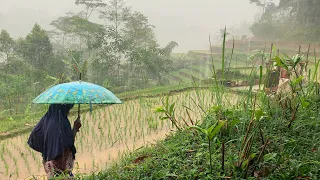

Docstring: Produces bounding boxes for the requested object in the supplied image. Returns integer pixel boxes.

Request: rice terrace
[1,0,320,179]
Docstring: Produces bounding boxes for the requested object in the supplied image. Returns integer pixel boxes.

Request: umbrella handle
[77,104,81,119]
[77,73,81,122]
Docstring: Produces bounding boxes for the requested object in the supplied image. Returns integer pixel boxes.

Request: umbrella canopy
[32,81,122,104]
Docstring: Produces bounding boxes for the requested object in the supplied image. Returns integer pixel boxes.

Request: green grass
[169,71,190,83]
[117,83,193,98]
[81,40,320,179]
[180,69,205,80]
[190,65,214,78]
[81,86,320,180]
[173,51,249,77]
[80,131,209,179]
[168,74,183,84]
[0,116,43,141]
[188,49,248,56]
[171,53,186,58]
[81,94,320,179]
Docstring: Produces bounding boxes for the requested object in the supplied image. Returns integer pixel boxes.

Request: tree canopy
[250,0,320,41]
[0,30,15,62]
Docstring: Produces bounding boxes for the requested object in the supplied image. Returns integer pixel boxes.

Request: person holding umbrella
[27,80,122,178]
[28,104,82,179]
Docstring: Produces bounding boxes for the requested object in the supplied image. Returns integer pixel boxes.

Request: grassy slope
[169,71,190,83]
[168,50,251,85]
[82,90,320,179]
[180,69,205,80]
[117,83,192,98]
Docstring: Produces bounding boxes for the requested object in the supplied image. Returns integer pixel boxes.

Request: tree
[90,52,117,85]
[50,14,105,50]
[123,12,157,49]
[0,30,15,62]
[75,0,106,19]
[62,49,89,81]
[250,0,275,14]
[18,24,53,71]
[123,11,157,86]
[0,57,43,115]
[131,41,178,86]
[99,0,131,29]
[0,72,28,115]
[154,41,179,85]
[99,0,131,80]
[250,0,320,41]
[278,0,320,25]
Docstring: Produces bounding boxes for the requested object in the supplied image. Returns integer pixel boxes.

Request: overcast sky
[0,0,260,52]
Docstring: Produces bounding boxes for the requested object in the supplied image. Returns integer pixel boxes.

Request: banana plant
[62,49,90,81]
[190,120,226,174]
[273,54,311,128]
[274,54,305,94]
[45,73,72,87]
[273,54,309,104]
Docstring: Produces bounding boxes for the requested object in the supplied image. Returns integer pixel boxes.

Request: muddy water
[0,90,240,179]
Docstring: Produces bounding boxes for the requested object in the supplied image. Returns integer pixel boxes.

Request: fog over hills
[0,0,259,52]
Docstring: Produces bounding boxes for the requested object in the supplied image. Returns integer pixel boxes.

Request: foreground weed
[191,120,226,174]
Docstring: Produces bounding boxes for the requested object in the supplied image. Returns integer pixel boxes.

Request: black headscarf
[28,104,76,162]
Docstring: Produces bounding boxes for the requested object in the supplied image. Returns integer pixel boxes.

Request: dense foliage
[0,0,177,116]
[250,0,320,41]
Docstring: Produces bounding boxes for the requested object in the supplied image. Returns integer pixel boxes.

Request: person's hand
[74,116,82,132]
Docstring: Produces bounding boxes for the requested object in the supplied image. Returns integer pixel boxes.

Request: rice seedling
[0,149,5,163]
[4,164,8,176]
[92,160,96,172]
[12,156,17,166]
[15,166,19,178]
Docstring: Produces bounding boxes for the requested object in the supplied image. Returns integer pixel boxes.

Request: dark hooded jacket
[28,104,76,162]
